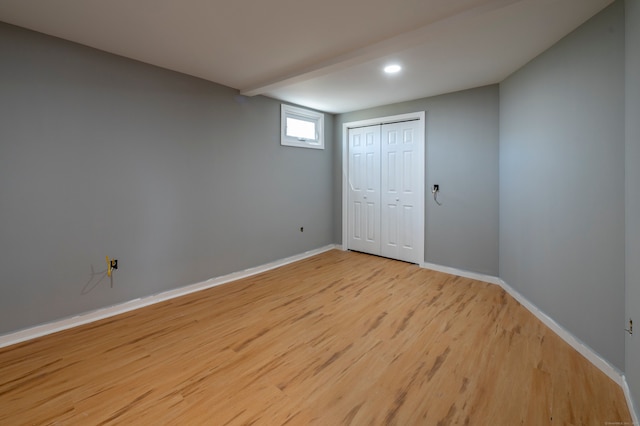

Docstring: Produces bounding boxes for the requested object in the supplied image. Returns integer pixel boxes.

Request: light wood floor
[0,250,631,425]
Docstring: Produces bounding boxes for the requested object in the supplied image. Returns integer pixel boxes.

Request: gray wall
[0,23,334,335]
[625,0,640,416]
[499,2,625,370]
[335,86,500,276]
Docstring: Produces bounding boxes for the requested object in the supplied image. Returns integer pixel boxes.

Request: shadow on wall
[81,265,112,295]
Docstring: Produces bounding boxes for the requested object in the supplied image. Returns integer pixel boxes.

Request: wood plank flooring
[0,250,631,425]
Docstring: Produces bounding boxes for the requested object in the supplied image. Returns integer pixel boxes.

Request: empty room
[0,0,639,424]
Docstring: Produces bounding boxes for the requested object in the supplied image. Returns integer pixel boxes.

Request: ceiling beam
[239,0,524,97]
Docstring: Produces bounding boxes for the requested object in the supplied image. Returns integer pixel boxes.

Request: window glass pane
[281,104,324,149]
[286,117,316,140]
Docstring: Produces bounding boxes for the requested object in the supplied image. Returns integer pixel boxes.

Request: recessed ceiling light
[384,64,402,74]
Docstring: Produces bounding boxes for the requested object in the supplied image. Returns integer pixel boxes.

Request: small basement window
[281,104,324,149]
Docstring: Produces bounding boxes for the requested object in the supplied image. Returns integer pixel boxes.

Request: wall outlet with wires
[106,256,118,278]
[432,184,442,206]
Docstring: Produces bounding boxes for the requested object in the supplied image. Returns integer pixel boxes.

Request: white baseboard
[420,261,625,388]
[0,244,338,349]
[495,277,624,387]
[421,262,501,285]
[623,375,640,426]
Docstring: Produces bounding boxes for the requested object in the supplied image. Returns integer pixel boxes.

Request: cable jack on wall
[432,184,442,206]
[106,256,118,277]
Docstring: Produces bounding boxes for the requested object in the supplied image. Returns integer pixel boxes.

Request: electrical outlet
[300,227,304,232]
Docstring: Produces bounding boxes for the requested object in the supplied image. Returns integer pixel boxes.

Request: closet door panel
[381,121,423,263]
[347,126,381,255]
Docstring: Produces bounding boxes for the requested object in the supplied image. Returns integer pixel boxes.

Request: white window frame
[281,104,324,150]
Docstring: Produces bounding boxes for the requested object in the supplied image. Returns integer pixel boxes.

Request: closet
[344,113,425,264]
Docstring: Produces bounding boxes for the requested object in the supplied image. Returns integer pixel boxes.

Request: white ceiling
[0,0,612,114]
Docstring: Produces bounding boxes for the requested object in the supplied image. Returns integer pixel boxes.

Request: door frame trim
[342,111,425,262]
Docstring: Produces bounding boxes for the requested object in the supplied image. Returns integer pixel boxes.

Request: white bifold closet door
[348,119,423,264]
[348,125,381,256]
